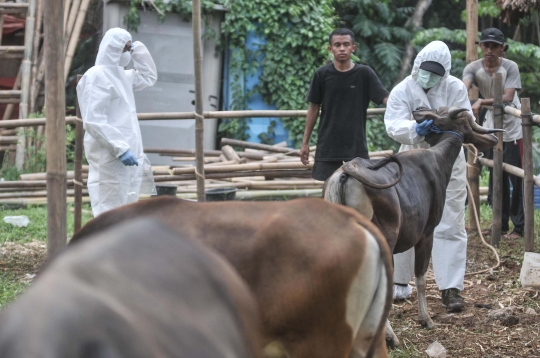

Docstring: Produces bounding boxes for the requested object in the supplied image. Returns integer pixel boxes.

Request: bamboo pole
[63,0,90,81]
[503,105,540,124]
[136,108,386,120]
[520,98,534,252]
[44,0,67,258]
[491,73,504,247]
[221,138,301,155]
[30,0,43,113]
[63,0,71,30]
[192,0,205,201]
[173,161,314,175]
[0,0,5,47]
[221,145,243,163]
[20,0,36,120]
[0,116,77,128]
[74,75,83,232]
[477,158,540,187]
[466,0,481,232]
[30,48,44,112]
[64,0,80,54]
[2,69,21,121]
[154,169,312,182]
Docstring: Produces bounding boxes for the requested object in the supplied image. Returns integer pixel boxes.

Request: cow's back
[0,219,262,358]
[70,197,392,357]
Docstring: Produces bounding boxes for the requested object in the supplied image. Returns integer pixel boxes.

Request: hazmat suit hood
[411,41,451,82]
[95,28,132,66]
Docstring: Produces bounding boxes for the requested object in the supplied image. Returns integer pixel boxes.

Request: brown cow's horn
[467,113,506,134]
[448,108,468,118]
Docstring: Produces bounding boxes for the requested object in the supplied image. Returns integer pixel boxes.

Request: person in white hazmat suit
[384,41,471,312]
[77,28,157,217]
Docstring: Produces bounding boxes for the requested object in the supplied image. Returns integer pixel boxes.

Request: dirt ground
[0,232,539,357]
[390,232,540,357]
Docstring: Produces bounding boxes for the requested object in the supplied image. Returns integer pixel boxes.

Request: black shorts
[312,161,344,181]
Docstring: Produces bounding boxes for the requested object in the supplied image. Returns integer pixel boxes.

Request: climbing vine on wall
[219,0,335,145]
[124,0,335,146]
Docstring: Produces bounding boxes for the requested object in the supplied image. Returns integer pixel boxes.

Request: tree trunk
[394,0,433,85]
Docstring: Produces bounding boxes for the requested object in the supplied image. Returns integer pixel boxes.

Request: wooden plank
[44,0,67,258]
[491,73,504,247]
[520,98,534,252]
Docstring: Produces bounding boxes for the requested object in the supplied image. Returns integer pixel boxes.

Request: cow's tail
[323,168,348,205]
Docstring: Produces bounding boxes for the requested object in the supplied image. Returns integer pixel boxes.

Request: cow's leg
[415,239,434,329]
[385,320,399,348]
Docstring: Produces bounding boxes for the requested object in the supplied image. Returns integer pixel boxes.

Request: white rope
[463,143,501,276]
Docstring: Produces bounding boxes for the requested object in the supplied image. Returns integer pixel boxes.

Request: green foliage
[366,116,400,153]
[219,0,336,146]
[460,0,500,23]
[335,0,415,88]
[124,0,219,32]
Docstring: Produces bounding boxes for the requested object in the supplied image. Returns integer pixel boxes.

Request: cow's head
[412,106,503,150]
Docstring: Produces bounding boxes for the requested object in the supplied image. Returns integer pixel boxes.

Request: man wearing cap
[463,28,524,239]
[385,41,472,312]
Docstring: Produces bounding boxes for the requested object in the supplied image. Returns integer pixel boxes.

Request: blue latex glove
[120,150,138,166]
[415,119,434,137]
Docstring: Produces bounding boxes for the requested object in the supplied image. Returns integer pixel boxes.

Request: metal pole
[44,0,66,258]
[466,0,480,231]
[74,75,83,233]
[192,0,205,201]
[491,73,504,247]
[521,98,535,252]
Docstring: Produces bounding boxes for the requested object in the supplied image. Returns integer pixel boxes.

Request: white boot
[392,284,412,300]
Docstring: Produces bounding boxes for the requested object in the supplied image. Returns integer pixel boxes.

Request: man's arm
[300,102,320,165]
[126,41,158,91]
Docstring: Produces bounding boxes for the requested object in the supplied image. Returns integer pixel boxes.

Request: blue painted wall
[222,31,291,145]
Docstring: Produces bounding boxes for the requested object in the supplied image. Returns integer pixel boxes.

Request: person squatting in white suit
[384,41,472,311]
[77,28,157,217]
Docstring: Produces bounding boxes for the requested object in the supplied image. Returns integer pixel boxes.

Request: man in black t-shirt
[300,28,389,181]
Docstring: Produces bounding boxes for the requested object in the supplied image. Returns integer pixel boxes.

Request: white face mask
[119,52,131,67]
[416,69,442,89]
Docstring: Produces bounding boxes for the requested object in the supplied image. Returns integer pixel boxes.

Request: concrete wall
[102,1,224,165]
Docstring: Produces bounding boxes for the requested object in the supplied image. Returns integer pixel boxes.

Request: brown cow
[71,197,393,358]
[0,219,262,358]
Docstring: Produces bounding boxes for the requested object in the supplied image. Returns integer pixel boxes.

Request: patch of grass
[389,341,423,357]
[0,204,93,243]
[0,273,29,309]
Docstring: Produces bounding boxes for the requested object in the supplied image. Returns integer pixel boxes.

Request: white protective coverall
[384,41,472,291]
[77,28,157,217]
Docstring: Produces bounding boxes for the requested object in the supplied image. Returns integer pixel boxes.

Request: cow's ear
[469,133,498,150]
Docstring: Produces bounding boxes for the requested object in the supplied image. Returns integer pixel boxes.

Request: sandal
[504,230,523,239]
[481,227,508,236]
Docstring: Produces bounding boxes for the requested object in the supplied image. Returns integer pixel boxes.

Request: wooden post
[44,0,67,258]
[491,73,504,247]
[521,98,535,252]
[466,0,481,231]
[74,74,83,233]
[192,0,205,201]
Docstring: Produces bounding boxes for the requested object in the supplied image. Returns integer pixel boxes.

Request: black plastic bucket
[205,187,237,201]
[155,184,178,196]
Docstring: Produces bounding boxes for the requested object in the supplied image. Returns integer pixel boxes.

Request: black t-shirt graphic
[306,63,389,161]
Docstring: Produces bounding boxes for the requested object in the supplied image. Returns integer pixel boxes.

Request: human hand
[120,150,139,166]
[300,143,310,165]
[472,99,483,119]
[415,119,433,137]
